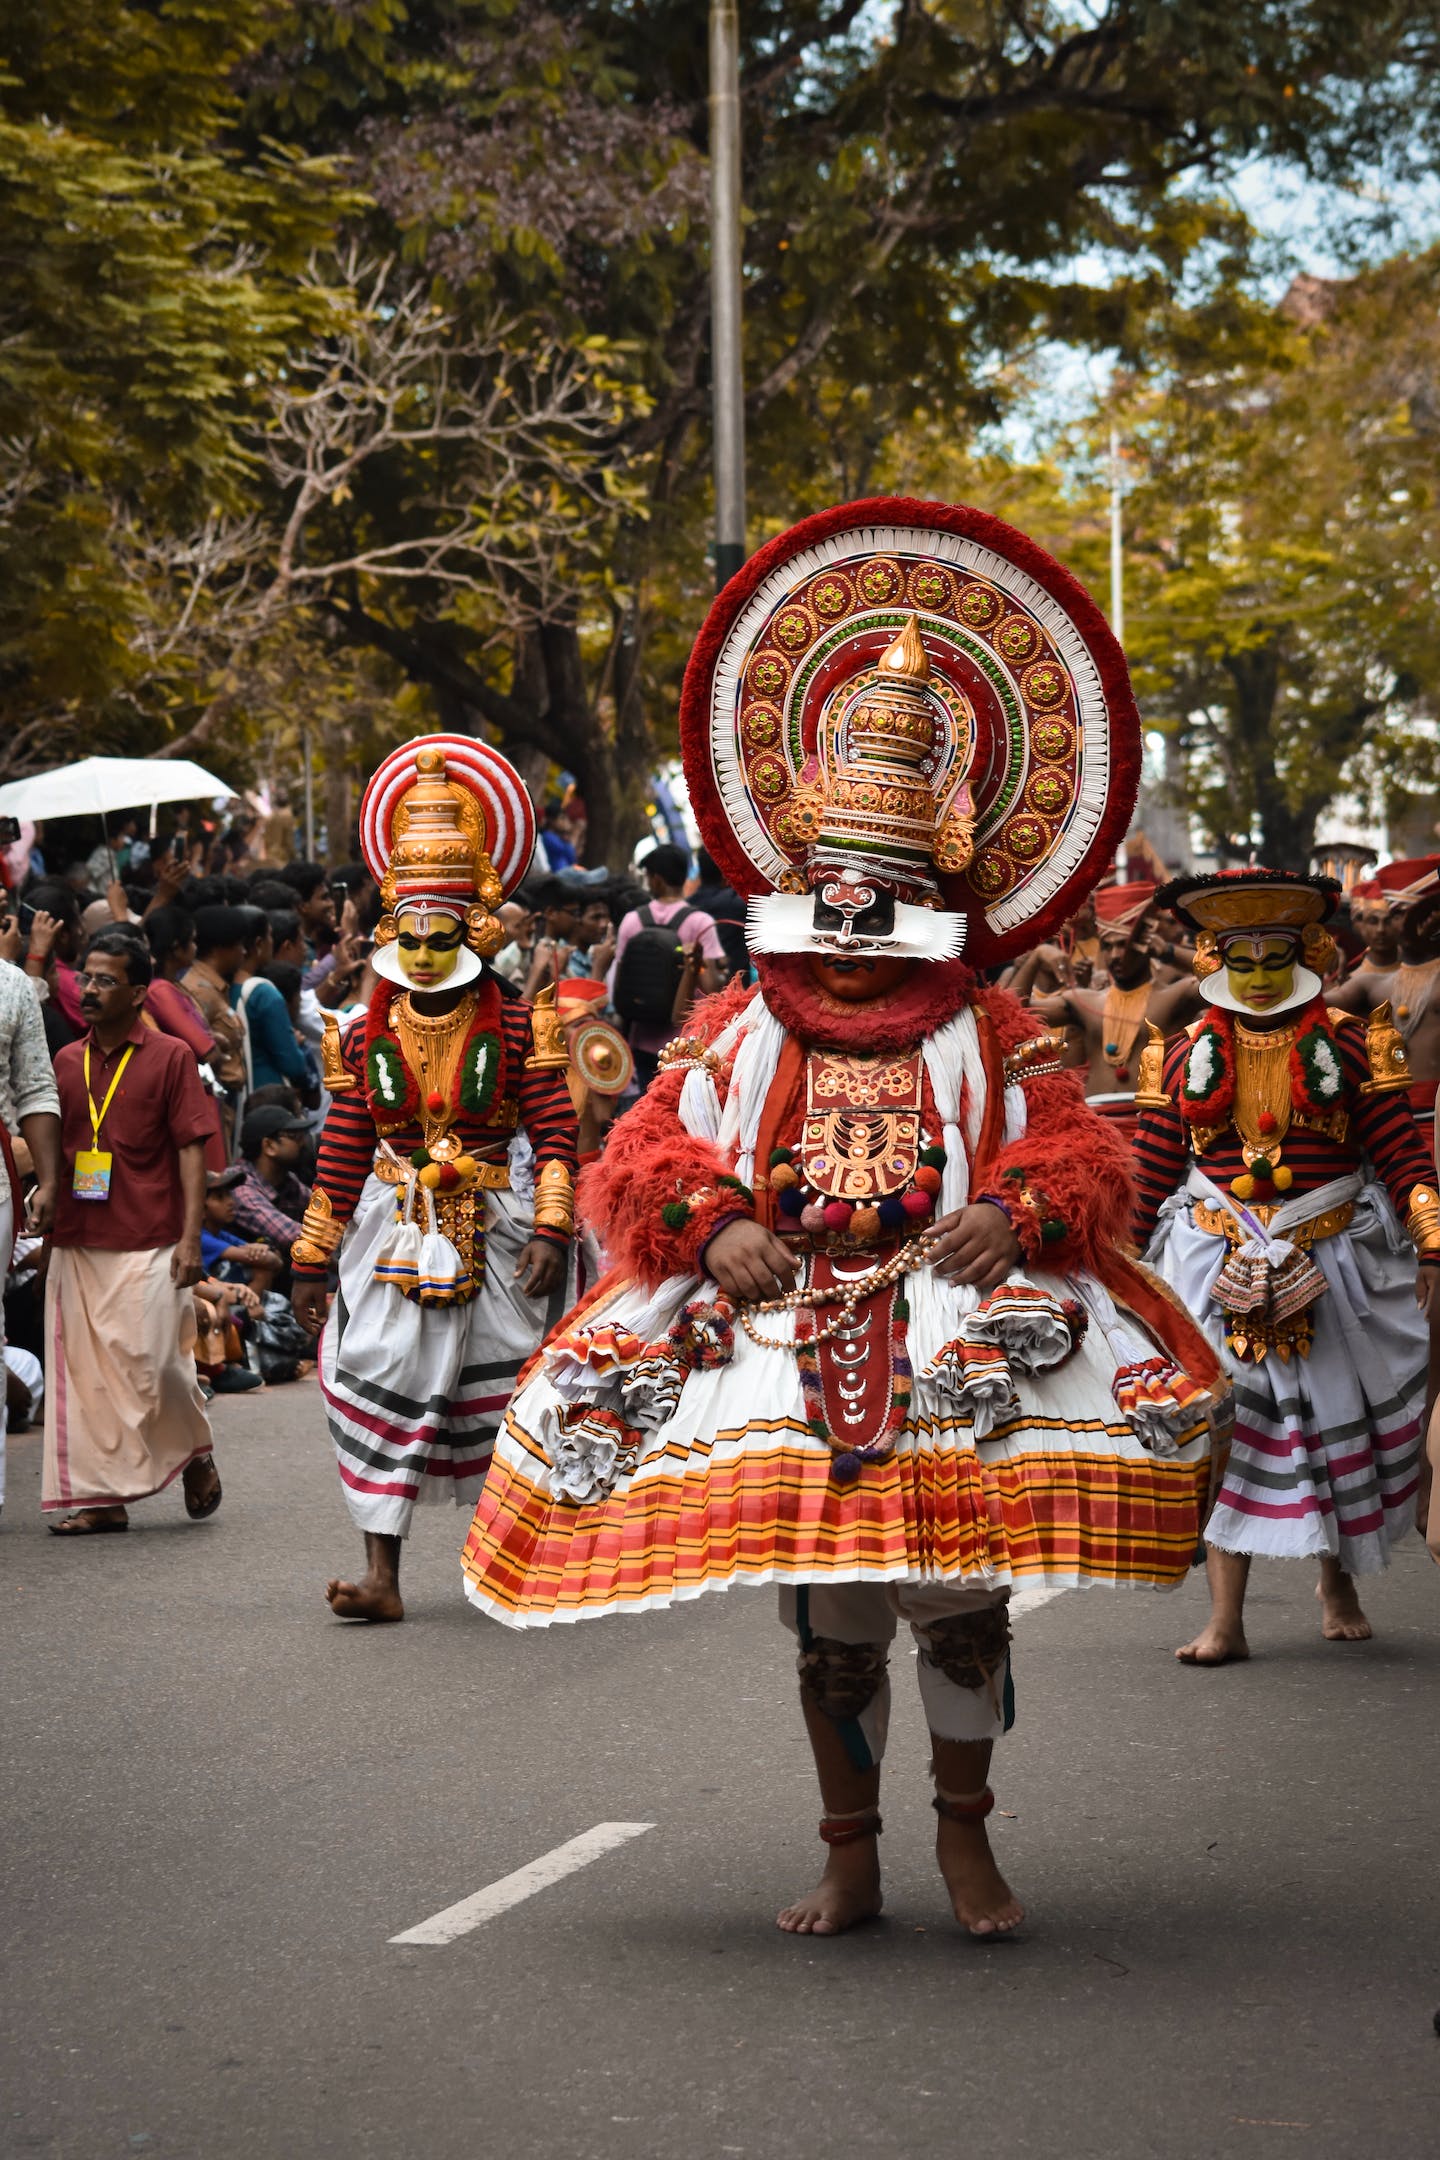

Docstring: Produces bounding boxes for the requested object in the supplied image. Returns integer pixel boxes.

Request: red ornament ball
[426,1089,446,1115]
[1257,1110,1278,1134]
[914,1165,944,1197]
[822,1200,854,1233]
[437,1162,460,1192]
[902,1189,934,1220]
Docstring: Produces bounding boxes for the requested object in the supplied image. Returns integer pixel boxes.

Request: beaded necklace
[1100,979,1151,1084]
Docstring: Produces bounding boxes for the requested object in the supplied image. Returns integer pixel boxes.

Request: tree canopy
[5,0,1440,862]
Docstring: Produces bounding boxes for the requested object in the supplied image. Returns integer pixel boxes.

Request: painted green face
[1222,936,1298,1013]
[395,908,464,988]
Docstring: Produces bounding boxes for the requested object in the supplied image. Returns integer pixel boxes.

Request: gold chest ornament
[801,1051,924,1201]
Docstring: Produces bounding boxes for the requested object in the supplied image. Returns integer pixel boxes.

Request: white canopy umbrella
[0,755,235,825]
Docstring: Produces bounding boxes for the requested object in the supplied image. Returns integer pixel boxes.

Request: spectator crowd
[0,791,754,1534]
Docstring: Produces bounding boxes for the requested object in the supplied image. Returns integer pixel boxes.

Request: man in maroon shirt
[42,927,222,1533]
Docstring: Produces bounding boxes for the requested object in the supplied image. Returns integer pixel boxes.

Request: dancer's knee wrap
[796,1635,890,1722]
[920,1604,1013,1692]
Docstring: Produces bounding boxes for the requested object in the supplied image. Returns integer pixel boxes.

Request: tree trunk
[321,723,353,866]
[1225,641,1300,868]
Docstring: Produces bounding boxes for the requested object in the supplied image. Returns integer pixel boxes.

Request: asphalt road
[3,1378,1439,2160]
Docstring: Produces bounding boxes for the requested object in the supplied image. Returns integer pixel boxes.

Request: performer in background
[291,738,578,1622]
[461,502,1225,1940]
[1133,870,1436,1664]
[1330,857,1440,1142]
[1340,878,1399,987]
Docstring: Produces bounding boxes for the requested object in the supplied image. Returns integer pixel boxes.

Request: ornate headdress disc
[680,498,1141,965]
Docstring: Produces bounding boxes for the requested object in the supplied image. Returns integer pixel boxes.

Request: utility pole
[1109,425,1125,644]
[301,726,316,860]
[709,0,746,591]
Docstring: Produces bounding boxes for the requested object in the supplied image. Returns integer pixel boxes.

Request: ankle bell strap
[932,1786,995,1822]
[819,1810,883,1846]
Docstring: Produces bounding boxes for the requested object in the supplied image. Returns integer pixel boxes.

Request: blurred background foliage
[4,0,1440,863]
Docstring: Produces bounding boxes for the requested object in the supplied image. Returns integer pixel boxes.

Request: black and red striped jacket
[293,971,579,1276]
[1131,1013,1431,1249]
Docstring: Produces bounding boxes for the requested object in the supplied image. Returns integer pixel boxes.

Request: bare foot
[776,1838,882,1936]
[1317,1578,1372,1641]
[325,1574,404,1623]
[936,1814,1024,1937]
[1175,1619,1249,1665]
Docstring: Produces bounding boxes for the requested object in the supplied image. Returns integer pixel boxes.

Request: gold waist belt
[373,1152,511,1190]
[1193,1198,1354,1249]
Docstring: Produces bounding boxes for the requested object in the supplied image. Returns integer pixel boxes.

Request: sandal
[184,1456,223,1520]
[48,1508,129,1536]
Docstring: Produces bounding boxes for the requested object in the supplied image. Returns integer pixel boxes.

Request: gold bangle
[298,1188,344,1255]
[291,1238,335,1270]
[533,1159,575,1237]
[1407,1184,1440,1255]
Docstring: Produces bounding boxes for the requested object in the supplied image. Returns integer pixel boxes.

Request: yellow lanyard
[83,1041,135,1151]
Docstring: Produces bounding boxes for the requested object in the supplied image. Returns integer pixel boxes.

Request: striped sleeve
[1341,1023,1434,1217]
[505,998,580,1247]
[292,1016,376,1280]
[1130,1040,1190,1250]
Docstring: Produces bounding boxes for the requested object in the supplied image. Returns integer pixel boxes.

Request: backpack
[611,905,686,1025]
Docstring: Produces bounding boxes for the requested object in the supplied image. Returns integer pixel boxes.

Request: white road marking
[389,1821,656,1946]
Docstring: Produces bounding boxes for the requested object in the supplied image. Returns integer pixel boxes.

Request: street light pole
[709,0,746,592]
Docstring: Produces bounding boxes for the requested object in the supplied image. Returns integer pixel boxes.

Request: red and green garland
[363,979,507,1130]
[1179,997,1345,1132]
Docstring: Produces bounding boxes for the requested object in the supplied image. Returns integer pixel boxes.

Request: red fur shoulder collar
[754,953,978,1053]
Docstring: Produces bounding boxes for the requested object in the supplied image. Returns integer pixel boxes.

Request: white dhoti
[1146,1172,1425,1575]
[41,1244,212,1512]
[319,1174,573,1536]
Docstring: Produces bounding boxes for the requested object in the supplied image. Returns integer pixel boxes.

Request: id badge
[73,1149,113,1202]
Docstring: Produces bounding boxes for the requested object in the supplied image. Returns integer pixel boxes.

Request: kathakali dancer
[290,736,579,1623]
[1132,869,1437,1664]
[461,500,1226,1938]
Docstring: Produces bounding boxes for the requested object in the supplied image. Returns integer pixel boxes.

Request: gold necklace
[394,992,476,1149]
[1101,981,1151,1081]
[1233,1020,1297,1163]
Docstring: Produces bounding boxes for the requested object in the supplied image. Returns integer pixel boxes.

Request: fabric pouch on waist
[416,1184,471,1307]
[374,1174,424,1298]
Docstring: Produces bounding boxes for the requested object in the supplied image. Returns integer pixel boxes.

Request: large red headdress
[680,498,1140,966]
[359,733,537,987]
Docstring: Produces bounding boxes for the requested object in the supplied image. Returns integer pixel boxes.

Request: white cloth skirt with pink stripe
[320,1172,573,1536]
[1146,1178,1424,1574]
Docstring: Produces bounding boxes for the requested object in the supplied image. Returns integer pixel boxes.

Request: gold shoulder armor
[1359,999,1412,1095]
[1133,1022,1171,1109]
[524,980,571,1071]
[321,1010,357,1093]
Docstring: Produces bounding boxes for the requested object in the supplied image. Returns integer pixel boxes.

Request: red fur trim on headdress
[680,496,1141,966]
[754,952,978,1052]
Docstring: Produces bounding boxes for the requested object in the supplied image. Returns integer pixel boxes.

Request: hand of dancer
[929,1202,1022,1290]
[515,1237,565,1298]
[291,1278,329,1336]
[703,1219,798,1303]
